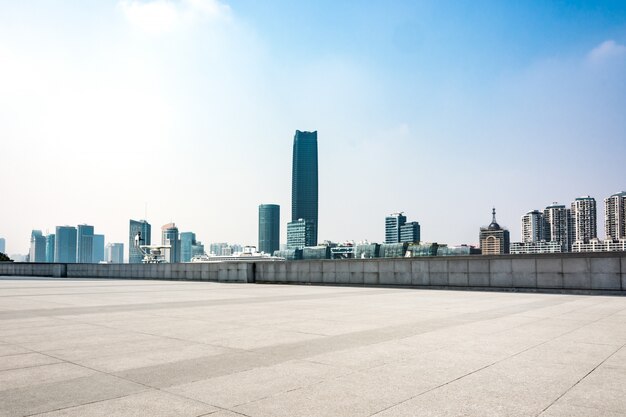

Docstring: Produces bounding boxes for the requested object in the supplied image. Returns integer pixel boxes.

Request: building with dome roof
[479,208,510,255]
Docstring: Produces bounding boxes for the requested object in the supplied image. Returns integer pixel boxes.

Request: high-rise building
[92,234,105,263]
[209,242,228,256]
[544,203,573,252]
[45,234,55,263]
[521,210,546,243]
[292,130,318,246]
[605,191,626,241]
[287,219,315,249]
[0,237,5,254]
[161,223,180,263]
[399,222,421,243]
[106,243,124,264]
[129,220,151,264]
[259,204,280,254]
[385,212,407,244]
[180,232,196,262]
[479,208,510,255]
[54,226,77,263]
[571,196,597,244]
[191,242,205,258]
[29,230,46,262]
[76,224,94,263]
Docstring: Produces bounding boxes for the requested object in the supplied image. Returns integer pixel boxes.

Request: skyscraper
[161,223,180,263]
[385,212,407,244]
[92,234,105,263]
[55,226,77,263]
[45,234,55,263]
[479,208,510,255]
[605,191,626,241]
[292,130,318,246]
[259,204,280,254]
[571,196,597,243]
[76,224,94,263]
[544,203,573,252]
[106,243,124,264]
[521,210,546,243]
[0,237,5,254]
[29,230,46,262]
[129,219,151,264]
[180,232,196,262]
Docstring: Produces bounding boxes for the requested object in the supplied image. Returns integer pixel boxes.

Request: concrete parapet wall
[1,252,625,294]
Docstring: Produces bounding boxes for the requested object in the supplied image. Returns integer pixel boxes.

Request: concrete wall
[255,253,626,294]
[0,262,254,283]
[1,252,625,294]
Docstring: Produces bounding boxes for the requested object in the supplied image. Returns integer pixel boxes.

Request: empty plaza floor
[0,277,625,417]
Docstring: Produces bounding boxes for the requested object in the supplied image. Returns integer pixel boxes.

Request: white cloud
[587,40,626,63]
[118,0,230,34]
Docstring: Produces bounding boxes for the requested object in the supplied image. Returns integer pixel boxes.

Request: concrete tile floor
[0,277,625,417]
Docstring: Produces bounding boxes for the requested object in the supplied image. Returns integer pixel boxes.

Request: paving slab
[0,277,625,417]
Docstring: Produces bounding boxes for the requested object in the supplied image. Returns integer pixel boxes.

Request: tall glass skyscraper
[45,234,55,263]
[55,226,77,263]
[292,130,318,246]
[29,230,46,262]
[161,223,180,263]
[258,204,280,254]
[180,232,196,262]
[76,224,94,263]
[129,219,151,264]
[92,234,105,263]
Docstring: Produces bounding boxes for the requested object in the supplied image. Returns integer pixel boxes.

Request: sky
[1,0,625,255]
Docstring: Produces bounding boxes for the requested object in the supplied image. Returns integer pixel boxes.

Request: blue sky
[1,0,625,255]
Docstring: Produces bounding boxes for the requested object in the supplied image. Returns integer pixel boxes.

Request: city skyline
[1,1,625,254]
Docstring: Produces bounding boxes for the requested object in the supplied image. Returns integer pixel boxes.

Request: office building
[287,219,315,249]
[161,223,180,263]
[571,196,597,243]
[259,204,280,254]
[45,234,55,263]
[292,130,318,246]
[191,242,205,258]
[521,210,546,243]
[129,219,151,264]
[399,221,421,243]
[54,226,77,263]
[544,203,573,251]
[605,191,626,241]
[209,242,228,256]
[479,208,510,255]
[76,224,94,263]
[106,243,124,264]
[180,232,196,262]
[29,230,46,262]
[0,237,5,254]
[385,212,407,244]
[92,234,105,263]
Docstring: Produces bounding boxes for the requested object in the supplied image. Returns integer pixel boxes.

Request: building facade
[92,234,105,263]
[572,239,626,253]
[54,226,77,263]
[161,223,180,263]
[106,243,124,264]
[571,196,597,243]
[399,221,421,243]
[180,232,196,262]
[76,224,94,263]
[605,191,626,241]
[29,230,46,262]
[129,219,151,264]
[292,130,318,246]
[259,204,280,254]
[287,219,315,249]
[45,234,55,263]
[479,208,510,255]
[543,203,573,252]
[510,241,563,254]
[521,210,546,243]
[385,212,407,244]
